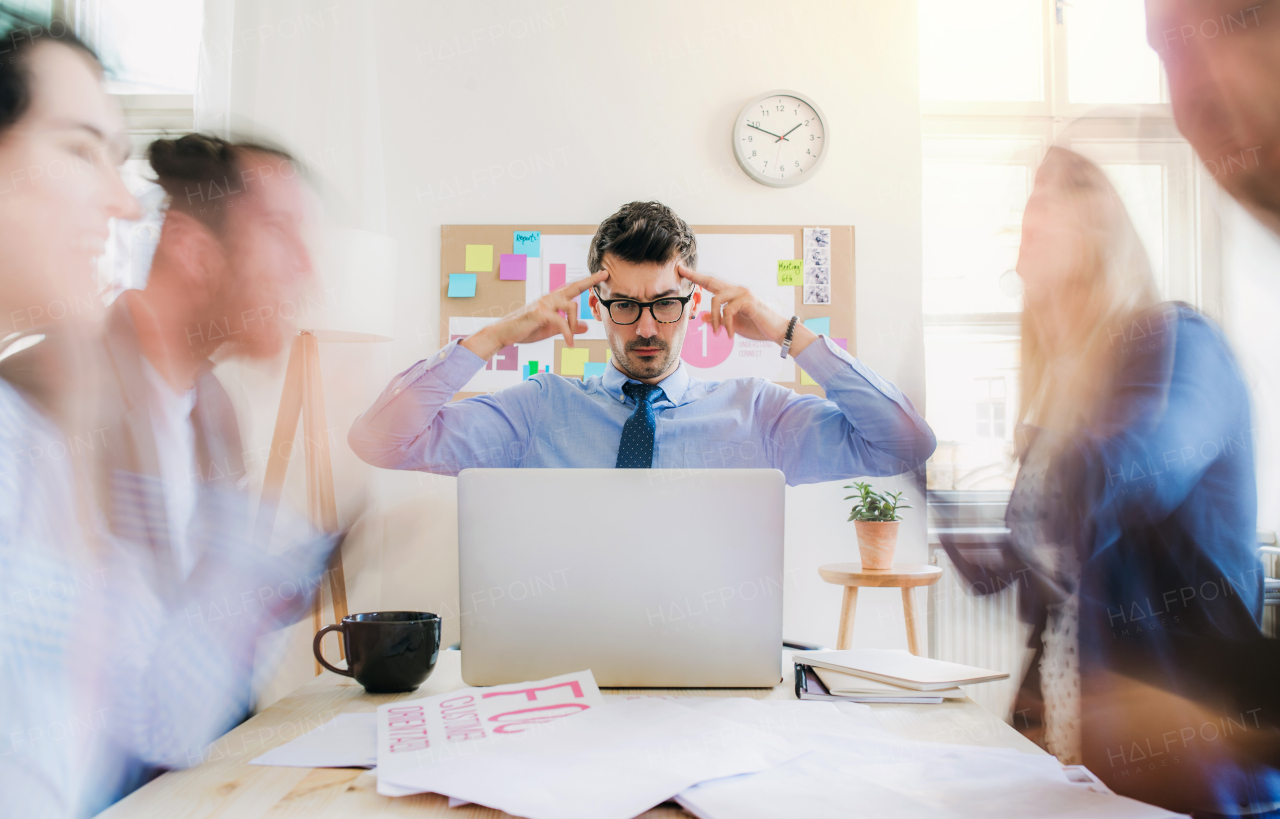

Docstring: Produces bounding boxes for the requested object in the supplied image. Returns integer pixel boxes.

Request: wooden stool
[818,563,943,655]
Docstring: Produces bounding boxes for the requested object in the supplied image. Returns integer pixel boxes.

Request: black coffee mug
[313,611,441,693]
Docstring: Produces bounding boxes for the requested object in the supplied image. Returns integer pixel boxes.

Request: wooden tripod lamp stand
[255,228,398,675]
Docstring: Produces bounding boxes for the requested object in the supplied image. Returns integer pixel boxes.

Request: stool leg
[902,586,922,655]
[837,586,858,650]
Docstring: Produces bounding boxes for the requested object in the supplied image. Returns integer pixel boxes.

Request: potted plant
[843,481,911,570]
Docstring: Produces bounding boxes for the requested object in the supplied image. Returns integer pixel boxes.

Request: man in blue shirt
[349,201,935,484]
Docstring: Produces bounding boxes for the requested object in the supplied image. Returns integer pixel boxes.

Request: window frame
[920,0,1220,525]
[53,0,197,147]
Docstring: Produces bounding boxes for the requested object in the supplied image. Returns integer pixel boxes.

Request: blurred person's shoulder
[1121,301,1244,381]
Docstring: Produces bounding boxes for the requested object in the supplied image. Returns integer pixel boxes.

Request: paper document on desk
[380,696,808,819]
[678,739,1182,819]
[375,670,604,797]
[249,713,377,768]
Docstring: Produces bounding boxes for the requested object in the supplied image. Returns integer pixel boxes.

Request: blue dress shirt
[349,335,936,485]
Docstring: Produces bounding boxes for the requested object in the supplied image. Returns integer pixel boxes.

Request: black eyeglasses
[591,286,697,325]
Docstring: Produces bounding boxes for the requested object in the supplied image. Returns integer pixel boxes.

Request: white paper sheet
[249,713,377,769]
[542,234,606,340]
[375,670,604,797]
[380,697,807,819]
[678,737,1183,819]
[681,233,797,382]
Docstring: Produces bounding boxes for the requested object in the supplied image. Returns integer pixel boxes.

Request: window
[920,0,1216,498]
[53,1,201,300]
[57,0,201,136]
[974,377,1007,439]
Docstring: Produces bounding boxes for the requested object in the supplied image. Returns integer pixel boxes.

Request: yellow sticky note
[800,368,818,386]
[561,347,590,376]
[777,260,802,286]
[465,244,493,272]
[606,348,612,362]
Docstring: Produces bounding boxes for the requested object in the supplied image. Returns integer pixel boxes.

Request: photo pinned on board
[805,266,829,285]
[803,285,830,305]
[807,246,829,267]
[803,227,830,249]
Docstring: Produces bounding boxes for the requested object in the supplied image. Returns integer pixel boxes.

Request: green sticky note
[777,260,802,286]
[447,273,476,297]
[560,347,590,377]
[800,368,818,386]
[465,244,493,272]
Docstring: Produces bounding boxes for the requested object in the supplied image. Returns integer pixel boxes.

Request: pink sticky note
[832,337,848,351]
[549,263,566,291]
[500,254,527,281]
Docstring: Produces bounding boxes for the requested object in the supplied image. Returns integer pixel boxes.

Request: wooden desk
[101,650,1043,818]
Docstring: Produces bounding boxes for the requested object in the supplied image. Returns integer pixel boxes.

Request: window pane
[926,329,1020,490]
[96,0,203,94]
[1067,0,1163,104]
[922,144,1032,315]
[919,0,1044,102]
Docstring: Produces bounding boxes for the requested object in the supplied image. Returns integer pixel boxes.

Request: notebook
[802,649,1008,691]
[812,665,966,700]
[794,664,944,704]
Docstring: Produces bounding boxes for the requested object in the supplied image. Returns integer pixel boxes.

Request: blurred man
[1146,0,1280,234]
[4,133,315,589]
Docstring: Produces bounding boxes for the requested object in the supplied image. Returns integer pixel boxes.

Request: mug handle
[313,624,353,676]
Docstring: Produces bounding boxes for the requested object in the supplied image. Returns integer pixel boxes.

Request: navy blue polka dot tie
[616,382,663,468]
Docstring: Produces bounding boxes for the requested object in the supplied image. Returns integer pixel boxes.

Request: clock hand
[777,123,803,142]
[746,123,787,141]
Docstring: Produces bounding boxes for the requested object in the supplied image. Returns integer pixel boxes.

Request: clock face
[734,92,827,187]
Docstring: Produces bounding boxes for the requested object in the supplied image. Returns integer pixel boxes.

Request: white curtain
[196,0,387,232]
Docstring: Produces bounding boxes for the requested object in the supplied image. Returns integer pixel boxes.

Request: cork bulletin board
[439,225,854,400]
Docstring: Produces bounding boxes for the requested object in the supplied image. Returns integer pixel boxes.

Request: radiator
[928,550,1031,721]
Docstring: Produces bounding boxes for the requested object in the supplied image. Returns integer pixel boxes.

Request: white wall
[220,0,925,704]
[1222,196,1280,535]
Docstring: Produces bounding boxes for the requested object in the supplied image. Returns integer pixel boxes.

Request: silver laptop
[458,468,785,688]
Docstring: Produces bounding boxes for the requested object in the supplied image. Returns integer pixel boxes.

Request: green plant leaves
[843,481,908,522]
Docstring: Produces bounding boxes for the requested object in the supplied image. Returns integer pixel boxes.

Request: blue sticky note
[804,317,830,337]
[448,273,477,298]
[583,362,606,379]
[513,230,541,258]
[579,290,592,320]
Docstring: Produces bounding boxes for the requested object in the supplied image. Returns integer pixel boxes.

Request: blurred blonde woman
[944,147,1277,817]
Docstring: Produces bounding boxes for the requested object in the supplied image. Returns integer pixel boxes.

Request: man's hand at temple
[460,269,610,360]
[676,263,817,357]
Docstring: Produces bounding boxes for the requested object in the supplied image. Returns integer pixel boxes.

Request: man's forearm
[460,325,506,361]
[785,324,818,358]
[348,342,487,470]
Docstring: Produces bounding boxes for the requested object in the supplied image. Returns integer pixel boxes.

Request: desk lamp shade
[302,228,398,342]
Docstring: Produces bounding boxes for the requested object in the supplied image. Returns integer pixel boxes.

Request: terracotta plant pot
[854,520,899,570]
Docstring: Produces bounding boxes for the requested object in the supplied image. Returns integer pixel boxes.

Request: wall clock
[732,90,829,188]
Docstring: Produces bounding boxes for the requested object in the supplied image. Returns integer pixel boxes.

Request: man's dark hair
[0,8,100,137]
[148,133,296,233]
[587,201,697,274]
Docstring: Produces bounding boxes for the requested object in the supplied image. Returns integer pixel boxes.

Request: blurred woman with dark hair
[943,147,1279,816]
